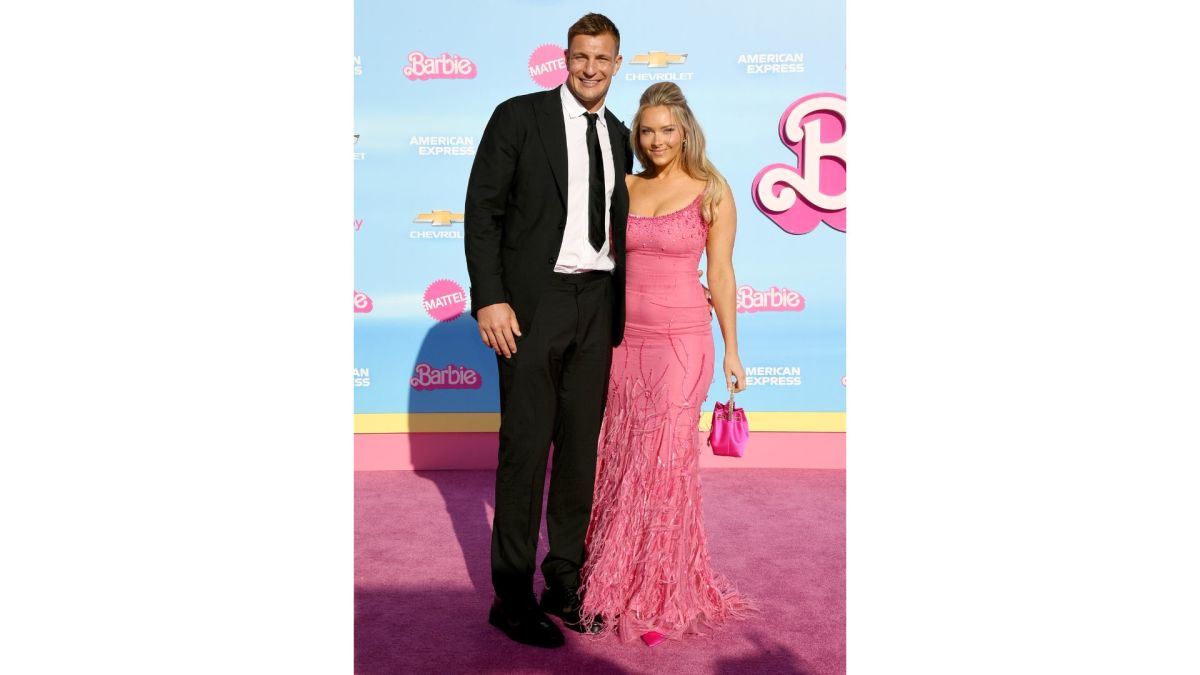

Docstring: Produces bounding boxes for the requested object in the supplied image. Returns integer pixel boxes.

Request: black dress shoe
[540,584,603,634]
[488,596,565,648]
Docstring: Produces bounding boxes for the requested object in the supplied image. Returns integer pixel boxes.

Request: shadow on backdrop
[408,315,500,593]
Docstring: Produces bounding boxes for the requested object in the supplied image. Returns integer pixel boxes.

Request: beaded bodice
[626,193,708,275]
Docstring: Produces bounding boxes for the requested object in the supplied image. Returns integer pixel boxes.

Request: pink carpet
[355,469,845,674]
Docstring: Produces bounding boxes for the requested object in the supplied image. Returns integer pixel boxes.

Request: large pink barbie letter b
[752,93,846,235]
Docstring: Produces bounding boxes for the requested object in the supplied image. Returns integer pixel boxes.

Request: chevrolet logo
[414,211,464,226]
[632,51,687,68]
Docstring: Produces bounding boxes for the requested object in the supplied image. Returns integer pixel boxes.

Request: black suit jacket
[465,86,631,347]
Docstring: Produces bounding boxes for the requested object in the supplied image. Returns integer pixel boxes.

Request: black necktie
[584,112,605,252]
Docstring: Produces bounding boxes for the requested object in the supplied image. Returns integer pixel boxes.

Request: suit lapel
[604,110,629,264]
[536,88,568,207]
[605,111,628,204]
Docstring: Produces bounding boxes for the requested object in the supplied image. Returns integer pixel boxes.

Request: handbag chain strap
[718,391,736,421]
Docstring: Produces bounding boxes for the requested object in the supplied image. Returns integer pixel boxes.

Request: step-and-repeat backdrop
[355,0,845,426]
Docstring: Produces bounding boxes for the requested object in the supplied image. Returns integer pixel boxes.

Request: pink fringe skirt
[578,327,756,642]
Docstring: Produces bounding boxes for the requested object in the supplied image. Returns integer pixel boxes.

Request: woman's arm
[705,181,746,393]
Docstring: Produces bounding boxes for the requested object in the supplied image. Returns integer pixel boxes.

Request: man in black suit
[464,13,631,648]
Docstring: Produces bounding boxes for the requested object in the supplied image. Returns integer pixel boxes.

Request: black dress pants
[491,271,613,601]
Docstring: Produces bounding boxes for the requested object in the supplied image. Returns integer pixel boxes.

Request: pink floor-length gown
[578,192,754,642]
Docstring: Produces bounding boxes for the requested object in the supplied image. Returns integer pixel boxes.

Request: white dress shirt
[554,84,616,273]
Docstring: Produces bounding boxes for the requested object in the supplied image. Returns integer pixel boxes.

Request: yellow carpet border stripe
[355,412,844,434]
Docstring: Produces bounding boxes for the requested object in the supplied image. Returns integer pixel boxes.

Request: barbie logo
[423,278,467,321]
[737,285,805,313]
[528,43,567,89]
[354,290,373,313]
[410,363,482,390]
[752,93,846,235]
[404,51,477,80]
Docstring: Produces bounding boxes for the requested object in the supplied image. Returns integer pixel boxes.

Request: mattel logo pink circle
[423,279,467,322]
[528,43,567,89]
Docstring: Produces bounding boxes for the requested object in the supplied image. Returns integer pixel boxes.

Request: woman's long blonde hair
[630,82,727,224]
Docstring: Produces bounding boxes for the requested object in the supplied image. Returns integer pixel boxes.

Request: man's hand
[476,303,522,358]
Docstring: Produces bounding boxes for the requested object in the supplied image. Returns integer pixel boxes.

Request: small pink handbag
[708,392,749,457]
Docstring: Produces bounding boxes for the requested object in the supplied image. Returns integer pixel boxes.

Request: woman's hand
[723,352,747,393]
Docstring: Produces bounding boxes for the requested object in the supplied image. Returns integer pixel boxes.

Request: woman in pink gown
[578,82,753,644]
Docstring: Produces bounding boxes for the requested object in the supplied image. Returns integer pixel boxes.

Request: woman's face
[638,105,684,170]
